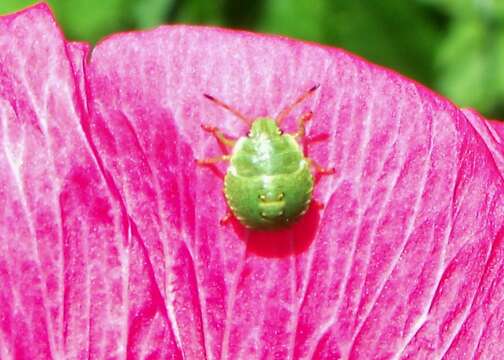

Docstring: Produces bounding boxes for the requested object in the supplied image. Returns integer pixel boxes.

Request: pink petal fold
[0,5,181,359]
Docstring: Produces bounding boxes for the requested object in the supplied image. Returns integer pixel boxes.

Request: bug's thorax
[227,116,304,178]
[248,117,282,138]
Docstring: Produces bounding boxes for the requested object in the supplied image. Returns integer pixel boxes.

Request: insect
[197,84,334,230]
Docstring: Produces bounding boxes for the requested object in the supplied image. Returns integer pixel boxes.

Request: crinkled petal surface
[1,4,503,360]
[0,5,180,359]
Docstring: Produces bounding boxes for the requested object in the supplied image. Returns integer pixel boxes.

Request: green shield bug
[197,84,334,230]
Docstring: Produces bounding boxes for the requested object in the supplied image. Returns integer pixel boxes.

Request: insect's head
[248,118,282,138]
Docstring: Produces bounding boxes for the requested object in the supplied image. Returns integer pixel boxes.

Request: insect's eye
[277,129,283,135]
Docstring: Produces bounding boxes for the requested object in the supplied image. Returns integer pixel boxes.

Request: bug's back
[224,118,313,230]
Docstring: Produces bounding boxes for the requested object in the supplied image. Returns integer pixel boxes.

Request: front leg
[196,154,230,165]
[201,124,236,148]
[293,111,313,140]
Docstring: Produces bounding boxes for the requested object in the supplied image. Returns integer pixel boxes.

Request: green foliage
[131,0,176,28]
[2,0,504,119]
[423,0,504,117]
[257,0,442,86]
[0,0,35,14]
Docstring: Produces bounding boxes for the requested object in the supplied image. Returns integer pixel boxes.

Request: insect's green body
[198,85,331,231]
[224,118,313,230]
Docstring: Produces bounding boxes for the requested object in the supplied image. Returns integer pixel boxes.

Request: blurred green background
[2,0,504,119]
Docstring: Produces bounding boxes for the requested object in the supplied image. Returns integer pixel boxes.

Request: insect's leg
[220,210,233,225]
[308,158,335,177]
[201,124,236,148]
[294,111,313,140]
[196,154,230,165]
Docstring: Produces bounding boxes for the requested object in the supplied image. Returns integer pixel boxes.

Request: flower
[0,3,503,359]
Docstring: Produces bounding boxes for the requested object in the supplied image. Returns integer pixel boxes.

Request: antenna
[203,94,249,124]
[276,84,320,125]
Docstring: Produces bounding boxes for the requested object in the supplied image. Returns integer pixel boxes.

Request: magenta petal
[490,120,504,141]
[462,109,504,175]
[0,5,181,358]
[88,25,504,359]
[1,4,504,359]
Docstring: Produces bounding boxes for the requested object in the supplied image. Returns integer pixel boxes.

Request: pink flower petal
[89,25,504,359]
[1,4,503,359]
[462,109,504,175]
[0,5,180,358]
